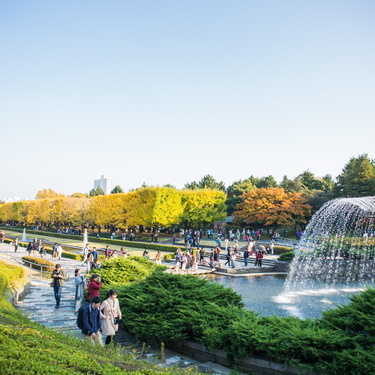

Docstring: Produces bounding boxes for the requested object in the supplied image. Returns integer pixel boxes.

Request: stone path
[0,242,239,375]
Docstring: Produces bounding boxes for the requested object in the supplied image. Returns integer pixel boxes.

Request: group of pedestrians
[174,248,198,271]
[51,263,122,347]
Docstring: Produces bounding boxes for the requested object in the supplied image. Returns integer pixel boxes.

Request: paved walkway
[0,242,240,375]
[0,242,85,337]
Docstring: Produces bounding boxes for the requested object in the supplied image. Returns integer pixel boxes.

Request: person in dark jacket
[82,296,102,346]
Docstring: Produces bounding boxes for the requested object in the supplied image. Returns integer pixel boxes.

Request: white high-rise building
[94,175,113,195]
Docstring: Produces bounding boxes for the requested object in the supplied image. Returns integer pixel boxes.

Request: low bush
[0,262,26,295]
[163,253,176,261]
[273,245,293,254]
[88,256,166,286]
[278,251,295,262]
[21,256,55,273]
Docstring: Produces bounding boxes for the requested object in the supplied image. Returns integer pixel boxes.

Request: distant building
[2,197,21,203]
[94,175,113,195]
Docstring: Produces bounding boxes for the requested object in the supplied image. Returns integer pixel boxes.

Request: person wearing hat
[51,264,66,309]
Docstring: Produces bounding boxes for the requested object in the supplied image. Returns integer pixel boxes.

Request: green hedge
[273,245,293,254]
[278,251,295,262]
[87,236,181,253]
[0,262,26,296]
[1,226,181,253]
[22,256,55,273]
[3,238,83,261]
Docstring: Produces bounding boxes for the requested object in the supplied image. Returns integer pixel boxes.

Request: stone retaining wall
[168,339,311,375]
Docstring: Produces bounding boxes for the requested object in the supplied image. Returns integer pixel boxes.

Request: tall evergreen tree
[111,185,124,194]
[335,154,375,197]
[184,174,226,191]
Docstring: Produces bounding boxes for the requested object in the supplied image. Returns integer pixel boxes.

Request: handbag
[50,280,54,287]
[114,317,120,325]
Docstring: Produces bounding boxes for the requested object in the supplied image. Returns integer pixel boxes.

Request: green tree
[184,174,226,191]
[89,186,105,197]
[257,175,279,188]
[335,154,375,197]
[280,176,307,193]
[226,179,257,215]
[111,185,124,194]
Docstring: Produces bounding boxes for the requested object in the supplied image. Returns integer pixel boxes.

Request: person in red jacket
[87,274,102,300]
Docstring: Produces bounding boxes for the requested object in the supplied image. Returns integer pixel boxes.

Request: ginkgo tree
[233,187,311,230]
[123,187,184,229]
[180,189,227,229]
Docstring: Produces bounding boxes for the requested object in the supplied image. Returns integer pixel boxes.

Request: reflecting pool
[208,275,374,319]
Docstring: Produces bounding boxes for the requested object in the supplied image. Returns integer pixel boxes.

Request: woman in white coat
[100,289,122,345]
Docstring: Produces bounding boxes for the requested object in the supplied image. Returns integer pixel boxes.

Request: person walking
[154,250,162,265]
[32,239,38,257]
[26,241,32,256]
[82,296,102,346]
[39,246,46,258]
[199,248,205,265]
[86,249,94,271]
[14,237,19,252]
[74,268,86,314]
[230,248,236,268]
[56,244,63,260]
[255,251,263,267]
[51,264,66,309]
[87,274,102,301]
[82,243,89,265]
[243,248,249,266]
[100,289,122,346]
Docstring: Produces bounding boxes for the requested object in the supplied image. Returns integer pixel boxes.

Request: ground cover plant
[0,260,205,375]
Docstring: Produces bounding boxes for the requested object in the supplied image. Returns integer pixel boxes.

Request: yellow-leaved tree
[180,189,227,228]
[123,187,184,228]
[35,189,65,199]
[233,187,311,229]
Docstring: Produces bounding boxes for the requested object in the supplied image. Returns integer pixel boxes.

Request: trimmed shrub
[273,245,293,254]
[22,256,55,273]
[278,251,295,262]
[0,261,26,295]
[88,256,166,286]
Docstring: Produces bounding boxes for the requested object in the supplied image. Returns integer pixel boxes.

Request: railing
[0,251,72,280]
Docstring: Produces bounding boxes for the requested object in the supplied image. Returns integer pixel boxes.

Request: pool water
[208,275,373,319]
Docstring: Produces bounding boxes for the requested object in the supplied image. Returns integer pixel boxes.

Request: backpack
[76,307,85,330]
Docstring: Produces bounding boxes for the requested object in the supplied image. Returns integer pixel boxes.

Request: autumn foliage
[0,187,227,229]
[233,187,311,228]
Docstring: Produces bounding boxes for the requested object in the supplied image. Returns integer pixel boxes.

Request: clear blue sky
[1,1,374,199]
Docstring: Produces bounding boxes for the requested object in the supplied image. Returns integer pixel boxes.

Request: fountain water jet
[285,196,375,292]
[83,228,88,249]
[22,228,27,242]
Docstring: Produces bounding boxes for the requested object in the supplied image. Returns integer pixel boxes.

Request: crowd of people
[51,263,122,347]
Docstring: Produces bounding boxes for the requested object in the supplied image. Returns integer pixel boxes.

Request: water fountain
[22,228,27,242]
[285,196,375,289]
[83,228,88,249]
[277,196,375,318]
[212,197,375,319]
